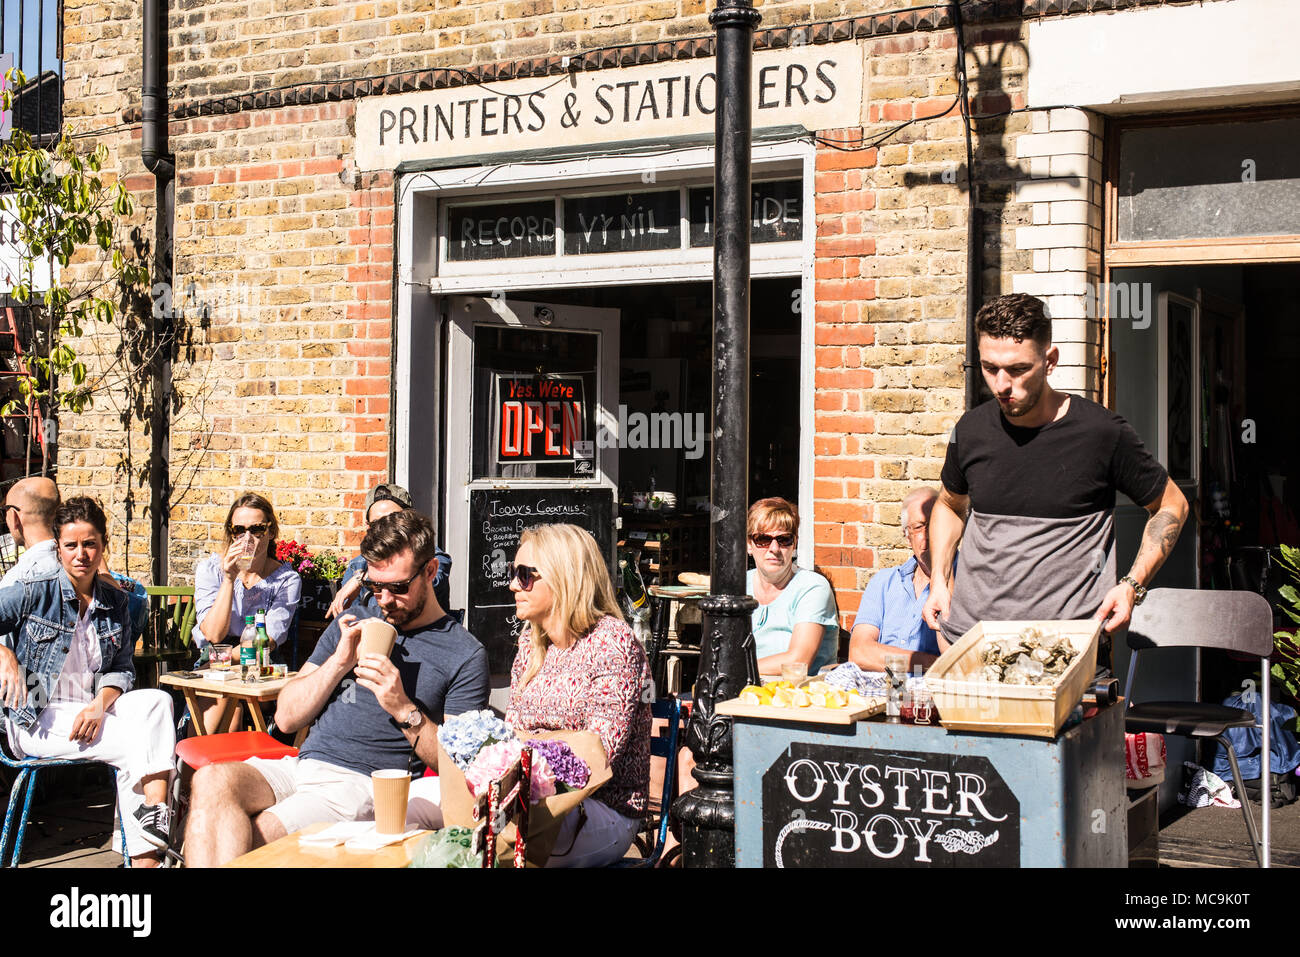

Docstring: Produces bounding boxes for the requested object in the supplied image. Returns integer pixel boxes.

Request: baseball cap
[364,482,414,520]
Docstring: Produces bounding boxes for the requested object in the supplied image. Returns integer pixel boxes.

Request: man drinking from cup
[184,510,489,866]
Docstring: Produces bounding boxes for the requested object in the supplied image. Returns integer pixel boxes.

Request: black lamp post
[670,0,761,869]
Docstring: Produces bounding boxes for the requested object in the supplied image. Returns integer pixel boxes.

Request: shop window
[438,177,803,272]
[1117,116,1300,242]
[470,325,599,481]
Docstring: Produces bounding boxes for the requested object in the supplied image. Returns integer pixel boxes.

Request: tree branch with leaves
[1,67,150,476]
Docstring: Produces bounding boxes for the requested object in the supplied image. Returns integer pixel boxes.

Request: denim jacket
[0,569,133,730]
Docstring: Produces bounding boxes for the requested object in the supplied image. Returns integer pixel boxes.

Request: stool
[176,731,298,770]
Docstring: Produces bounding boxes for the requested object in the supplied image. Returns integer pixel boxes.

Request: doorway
[1111,262,1300,703]
[440,278,804,678]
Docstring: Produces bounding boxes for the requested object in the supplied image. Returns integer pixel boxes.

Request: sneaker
[134,804,172,848]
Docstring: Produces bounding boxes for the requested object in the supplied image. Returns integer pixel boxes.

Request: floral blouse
[506,615,652,818]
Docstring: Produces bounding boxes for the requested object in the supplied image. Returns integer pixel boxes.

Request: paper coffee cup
[371,769,410,835]
[358,618,398,659]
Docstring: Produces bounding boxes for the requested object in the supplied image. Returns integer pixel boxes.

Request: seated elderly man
[848,487,944,672]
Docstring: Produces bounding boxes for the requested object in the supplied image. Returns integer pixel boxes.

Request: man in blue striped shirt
[848,487,943,673]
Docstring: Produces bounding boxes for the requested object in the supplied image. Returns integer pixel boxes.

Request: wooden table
[225,822,430,868]
[160,669,302,742]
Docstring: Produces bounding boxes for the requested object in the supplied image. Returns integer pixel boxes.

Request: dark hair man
[184,510,489,866]
[922,294,1189,669]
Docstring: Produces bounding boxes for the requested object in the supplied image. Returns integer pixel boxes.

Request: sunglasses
[230,523,270,538]
[508,563,543,590]
[362,561,430,596]
[750,533,795,549]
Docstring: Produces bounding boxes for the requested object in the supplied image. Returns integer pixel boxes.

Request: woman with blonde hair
[506,522,651,867]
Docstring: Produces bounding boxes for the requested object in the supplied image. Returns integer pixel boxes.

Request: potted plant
[276,540,349,620]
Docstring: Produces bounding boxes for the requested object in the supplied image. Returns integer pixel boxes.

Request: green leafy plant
[1,67,149,475]
[1270,544,1300,700]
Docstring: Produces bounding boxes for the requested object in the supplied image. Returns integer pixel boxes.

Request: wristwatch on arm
[398,707,424,731]
[1119,575,1147,606]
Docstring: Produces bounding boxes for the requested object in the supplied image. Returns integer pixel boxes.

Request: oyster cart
[731,620,1126,867]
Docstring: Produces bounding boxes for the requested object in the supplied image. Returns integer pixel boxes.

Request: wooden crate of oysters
[924,619,1102,739]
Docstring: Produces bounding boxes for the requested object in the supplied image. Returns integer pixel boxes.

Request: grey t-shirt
[939,397,1168,660]
[299,605,490,777]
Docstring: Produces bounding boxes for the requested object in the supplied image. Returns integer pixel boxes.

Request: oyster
[975,627,1079,686]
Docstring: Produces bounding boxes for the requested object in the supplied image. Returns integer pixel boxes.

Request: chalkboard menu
[467,487,615,674]
[563,189,681,255]
[761,743,1020,867]
[446,199,557,261]
[689,179,803,247]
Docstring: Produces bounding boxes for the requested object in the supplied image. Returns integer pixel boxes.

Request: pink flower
[464,739,558,804]
[528,751,557,803]
[465,740,524,797]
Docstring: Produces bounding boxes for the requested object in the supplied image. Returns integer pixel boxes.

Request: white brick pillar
[1010,108,1105,400]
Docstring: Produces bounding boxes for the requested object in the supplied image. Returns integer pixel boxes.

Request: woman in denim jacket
[0,497,176,866]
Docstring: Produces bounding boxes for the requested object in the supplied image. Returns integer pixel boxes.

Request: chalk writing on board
[468,488,614,673]
[761,743,1020,868]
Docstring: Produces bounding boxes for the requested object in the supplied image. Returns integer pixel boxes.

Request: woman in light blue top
[746,497,839,675]
[193,492,301,731]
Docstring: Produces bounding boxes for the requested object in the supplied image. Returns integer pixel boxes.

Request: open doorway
[1111,261,1300,704]
[514,277,803,520]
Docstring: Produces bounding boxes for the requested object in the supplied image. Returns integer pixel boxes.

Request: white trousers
[12,689,176,857]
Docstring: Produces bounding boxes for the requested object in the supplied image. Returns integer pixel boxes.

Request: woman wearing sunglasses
[194,492,302,731]
[506,523,651,867]
[0,497,176,866]
[747,497,840,677]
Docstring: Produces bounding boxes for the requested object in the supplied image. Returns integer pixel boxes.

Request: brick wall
[57,1,1070,605]
[809,25,1035,629]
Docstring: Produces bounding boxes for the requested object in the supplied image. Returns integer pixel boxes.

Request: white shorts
[245,756,374,836]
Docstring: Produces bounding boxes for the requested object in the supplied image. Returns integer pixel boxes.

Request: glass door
[443,295,620,675]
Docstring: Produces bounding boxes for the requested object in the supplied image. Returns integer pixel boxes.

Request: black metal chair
[1123,588,1272,867]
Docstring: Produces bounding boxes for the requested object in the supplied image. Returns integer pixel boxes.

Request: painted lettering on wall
[355,46,864,170]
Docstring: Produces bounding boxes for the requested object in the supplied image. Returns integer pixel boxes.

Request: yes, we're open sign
[493,374,587,465]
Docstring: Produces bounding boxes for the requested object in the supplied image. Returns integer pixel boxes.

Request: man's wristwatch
[398,707,424,731]
[1119,575,1147,606]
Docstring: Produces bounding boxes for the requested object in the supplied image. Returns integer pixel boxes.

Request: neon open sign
[495,374,586,464]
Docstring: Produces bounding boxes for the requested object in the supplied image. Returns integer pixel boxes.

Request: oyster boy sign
[355,45,864,170]
[761,744,1020,867]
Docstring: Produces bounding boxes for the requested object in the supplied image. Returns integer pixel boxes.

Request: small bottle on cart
[239,615,258,681]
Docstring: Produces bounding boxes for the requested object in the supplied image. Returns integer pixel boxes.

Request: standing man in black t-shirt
[922,294,1189,668]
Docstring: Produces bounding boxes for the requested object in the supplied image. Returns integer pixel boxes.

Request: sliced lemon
[791,689,811,708]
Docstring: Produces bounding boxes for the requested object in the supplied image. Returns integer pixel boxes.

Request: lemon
[769,688,792,707]
[791,689,811,708]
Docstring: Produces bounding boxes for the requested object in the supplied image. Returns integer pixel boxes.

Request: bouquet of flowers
[434,715,611,866]
[275,539,349,581]
[440,711,590,806]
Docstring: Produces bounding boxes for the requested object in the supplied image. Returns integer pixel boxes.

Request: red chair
[175,731,298,770]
